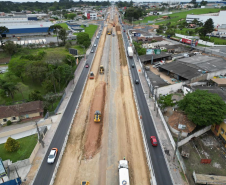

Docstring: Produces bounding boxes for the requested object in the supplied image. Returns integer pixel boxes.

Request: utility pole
[35,122,45,148]
[173,130,182,161]
[154,86,158,111]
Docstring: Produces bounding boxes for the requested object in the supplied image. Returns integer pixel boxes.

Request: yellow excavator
[94,111,101,122]
[81,181,90,185]
[99,65,104,74]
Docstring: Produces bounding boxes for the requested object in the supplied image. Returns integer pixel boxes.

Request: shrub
[6,120,12,126]
[65,42,72,50]
[4,137,20,152]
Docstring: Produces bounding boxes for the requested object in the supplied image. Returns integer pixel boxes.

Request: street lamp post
[153,86,158,111]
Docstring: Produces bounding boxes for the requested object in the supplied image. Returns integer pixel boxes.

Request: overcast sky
[0,0,218,2]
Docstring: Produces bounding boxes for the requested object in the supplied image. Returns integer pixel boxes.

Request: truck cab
[118,160,130,185]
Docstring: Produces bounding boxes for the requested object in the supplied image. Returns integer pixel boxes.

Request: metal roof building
[0,22,53,36]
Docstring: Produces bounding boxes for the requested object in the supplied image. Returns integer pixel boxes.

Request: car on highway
[91,50,94,53]
[135,79,139,84]
[85,63,89,68]
[124,30,125,32]
[150,136,158,146]
[47,148,58,163]
[94,44,97,47]
[131,63,135,68]
[97,36,99,39]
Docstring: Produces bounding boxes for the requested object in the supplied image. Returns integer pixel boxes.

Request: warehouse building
[186,10,226,27]
[0,22,54,37]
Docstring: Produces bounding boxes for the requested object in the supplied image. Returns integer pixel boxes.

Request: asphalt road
[120,18,173,185]
[33,22,104,185]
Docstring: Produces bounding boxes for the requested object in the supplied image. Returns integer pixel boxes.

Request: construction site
[53,7,149,185]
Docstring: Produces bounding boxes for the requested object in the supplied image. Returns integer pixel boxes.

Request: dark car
[85,63,89,68]
[150,136,158,146]
[131,64,135,68]
[135,79,139,84]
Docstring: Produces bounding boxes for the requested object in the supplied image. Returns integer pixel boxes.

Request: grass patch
[0,134,38,162]
[0,52,10,59]
[56,23,69,30]
[71,45,85,55]
[180,171,187,182]
[73,24,98,39]
[154,8,220,26]
[209,37,226,45]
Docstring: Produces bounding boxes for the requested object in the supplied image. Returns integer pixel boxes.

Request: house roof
[0,101,43,119]
[177,55,226,72]
[159,61,202,80]
[139,52,172,62]
[146,70,168,87]
[211,78,226,85]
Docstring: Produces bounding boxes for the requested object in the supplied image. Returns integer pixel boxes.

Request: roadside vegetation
[73,24,98,39]
[0,23,97,113]
[0,135,38,162]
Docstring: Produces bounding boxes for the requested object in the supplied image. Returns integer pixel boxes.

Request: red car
[150,136,157,146]
[124,30,125,32]
[85,63,89,68]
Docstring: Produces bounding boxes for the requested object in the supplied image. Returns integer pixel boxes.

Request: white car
[47,148,58,163]
[97,36,99,39]
[94,44,97,47]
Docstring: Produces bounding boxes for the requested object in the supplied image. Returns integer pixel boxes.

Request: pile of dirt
[117,33,127,66]
[84,82,106,158]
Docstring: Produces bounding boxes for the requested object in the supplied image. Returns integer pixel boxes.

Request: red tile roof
[0,101,43,119]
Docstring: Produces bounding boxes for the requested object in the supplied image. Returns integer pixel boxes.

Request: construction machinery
[107,28,112,35]
[81,181,90,185]
[99,65,104,74]
[94,111,101,122]
[89,72,94,79]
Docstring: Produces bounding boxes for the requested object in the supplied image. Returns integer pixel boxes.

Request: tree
[199,18,214,37]
[200,0,207,6]
[0,79,18,100]
[158,94,175,110]
[67,13,76,20]
[48,25,63,45]
[77,32,90,44]
[29,90,43,101]
[178,90,226,126]
[4,137,20,152]
[82,15,87,20]
[65,42,71,50]
[58,28,68,45]
[83,40,91,48]
[0,26,9,47]
[3,41,17,56]
[165,29,175,36]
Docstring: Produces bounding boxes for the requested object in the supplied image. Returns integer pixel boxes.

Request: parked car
[47,148,58,163]
[85,63,89,68]
[150,136,157,146]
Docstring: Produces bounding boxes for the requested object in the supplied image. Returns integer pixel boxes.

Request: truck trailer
[127,47,133,58]
[180,38,198,46]
[118,160,130,185]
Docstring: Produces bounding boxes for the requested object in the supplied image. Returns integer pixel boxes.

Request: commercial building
[186,10,226,27]
[0,22,54,37]
[84,12,97,20]
[158,55,226,82]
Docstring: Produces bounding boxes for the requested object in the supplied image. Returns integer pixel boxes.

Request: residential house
[212,121,226,148]
[0,101,44,125]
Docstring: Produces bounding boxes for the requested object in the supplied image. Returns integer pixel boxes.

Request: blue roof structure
[7,27,50,34]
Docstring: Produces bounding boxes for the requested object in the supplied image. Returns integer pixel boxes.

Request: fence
[178,125,211,147]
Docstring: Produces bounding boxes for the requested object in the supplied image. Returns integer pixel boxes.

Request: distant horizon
[0,0,224,2]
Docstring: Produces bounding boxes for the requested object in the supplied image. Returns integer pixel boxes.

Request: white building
[84,12,97,20]
[186,10,226,27]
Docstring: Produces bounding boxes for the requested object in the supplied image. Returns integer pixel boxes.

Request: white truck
[118,160,130,185]
[127,47,133,58]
